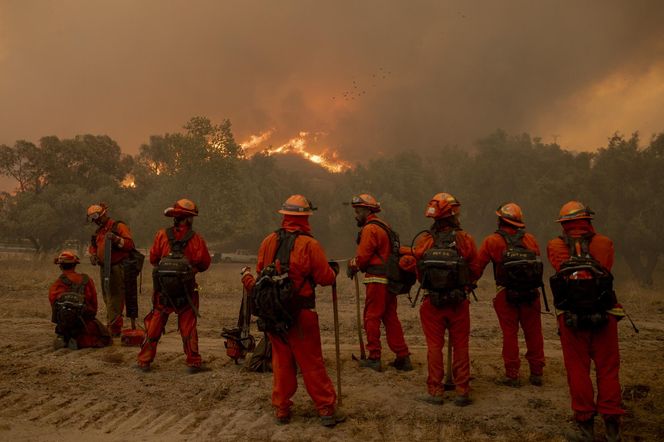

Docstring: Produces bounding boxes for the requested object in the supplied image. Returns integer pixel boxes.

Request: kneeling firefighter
[346,193,412,372]
[137,199,211,373]
[49,250,112,349]
[401,193,480,406]
[475,203,546,387]
[547,201,625,442]
[240,195,345,427]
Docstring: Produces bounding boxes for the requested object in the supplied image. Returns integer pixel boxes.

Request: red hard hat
[54,250,80,265]
[278,194,316,216]
[351,193,381,212]
[556,201,594,223]
[164,199,199,217]
[425,193,460,219]
[496,202,525,228]
[86,203,108,222]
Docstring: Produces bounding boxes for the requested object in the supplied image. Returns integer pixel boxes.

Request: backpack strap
[166,227,195,255]
[432,229,457,249]
[364,220,398,262]
[59,274,88,293]
[272,229,312,267]
[561,233,595,258]
[496,229,525,248]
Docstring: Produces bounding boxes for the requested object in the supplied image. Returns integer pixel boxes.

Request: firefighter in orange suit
[475,203,545,387]
[241,195,344,427]
[347,193,411,372]
[49,250,112,349]
[547,201,624,442]
[137,199,211,373]
[87,203,135,336]
[400,193,479,406]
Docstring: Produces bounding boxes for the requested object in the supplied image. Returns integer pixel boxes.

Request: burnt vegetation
[1,116,663,286]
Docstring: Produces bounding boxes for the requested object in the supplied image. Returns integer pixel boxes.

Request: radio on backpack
[418,230,472,308]
[153,228,195,310]
[495,230,544,305]
[53,274,88,337]
[251,230,314,336]
[363,220,416,295]
[549,234,616,318]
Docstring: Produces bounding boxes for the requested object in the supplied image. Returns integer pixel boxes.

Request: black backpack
[152,227,195,310]
[251,229,314,336]
[53,274,88,337]
[418,229,472,293]
[112,221,145,319]
[495,230,544,304]
[362,220,416,295]
[549,233,616,314]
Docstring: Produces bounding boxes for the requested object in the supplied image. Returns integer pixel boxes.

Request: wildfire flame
[240,130,352,173]
[121,174,136,188]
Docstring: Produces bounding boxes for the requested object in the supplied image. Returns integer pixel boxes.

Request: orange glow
[240,130,352,173]
[121,174,136,188]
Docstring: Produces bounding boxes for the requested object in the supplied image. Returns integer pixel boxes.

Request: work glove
[106,232,123,246]
[328,261,340,276]
[89,254,99,266]
[240,266,252,277]
[346,257,359,279]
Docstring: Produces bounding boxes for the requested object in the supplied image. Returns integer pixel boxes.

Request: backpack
[53,274,88,337]
[495,230,544,305]
[549,233,616,314]
[362,220,416,295]
[418,230,472,290]
[152,227,196,310]
[251,229,314,336]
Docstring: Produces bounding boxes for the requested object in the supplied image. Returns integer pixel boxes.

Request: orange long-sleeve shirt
[150,225,211,273]
[242,216,336,297]
[401,226,480,282]
[354,214,391,281]
[48,270,98,317]
[475,225,541,285]
[89,218,135,265]
[546,220,614,272]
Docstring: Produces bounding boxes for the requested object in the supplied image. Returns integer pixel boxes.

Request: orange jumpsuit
[88,218,135,334]
[547,219,624,422]
[402,227,479,397]
[475,226,545,379]
[242,215,338,419]
[354,214,409,360]
[49,270,112,348]
[137,224,211,368]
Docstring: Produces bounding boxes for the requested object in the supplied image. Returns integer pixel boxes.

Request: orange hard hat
[556,201,594,223]
[164,199,199,217]
[350,193,381,212]
[278,194,316,216]
[86,203,108,222]
[496,202,525,228]
[54,250,80,265]
[425,192,460,219]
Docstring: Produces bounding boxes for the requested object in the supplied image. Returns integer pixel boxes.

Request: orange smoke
[240,130,352,173]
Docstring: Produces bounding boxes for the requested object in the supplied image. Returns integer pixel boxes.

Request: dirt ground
[0,257,662,441]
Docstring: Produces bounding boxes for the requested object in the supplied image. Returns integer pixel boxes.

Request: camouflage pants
[99,263,126,334]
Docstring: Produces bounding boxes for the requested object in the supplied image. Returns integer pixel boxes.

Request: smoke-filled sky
[1,0,664,164]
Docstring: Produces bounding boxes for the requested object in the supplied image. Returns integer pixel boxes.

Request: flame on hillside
[121,174,136,188]
[240,130,352,173]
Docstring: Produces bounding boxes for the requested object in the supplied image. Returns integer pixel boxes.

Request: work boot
[495,376,521,387]
[416,394,444,405]
[188,365,212,375]
[604,415,621,442]
[565,418,594,442]
[454,394,472,407]
[392,355,413,372]
[529,374,543,386]
[275,414,291,425]
[359,358,382,372]
[66,338,78,350]
[136,363,151,372]
[320,411,346,427]
[53,335,66,350]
